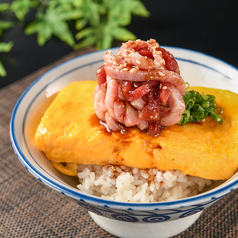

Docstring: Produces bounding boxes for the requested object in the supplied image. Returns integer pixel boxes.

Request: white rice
[76,165,212,203]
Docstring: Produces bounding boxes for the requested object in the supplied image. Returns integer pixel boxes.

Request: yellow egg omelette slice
[35,81,238,180]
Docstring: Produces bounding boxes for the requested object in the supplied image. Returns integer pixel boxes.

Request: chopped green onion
[185,82,190,90]
[186,99,194,110]
[179,110,190,126]
[178,90,223,125]
[193,104,204,112]
[210,112,224,124]
[201,101,210,108]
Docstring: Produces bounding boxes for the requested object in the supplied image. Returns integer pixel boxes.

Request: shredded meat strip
[94,39,185,136]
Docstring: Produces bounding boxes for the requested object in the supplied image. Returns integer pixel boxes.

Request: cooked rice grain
[77,165,212,202]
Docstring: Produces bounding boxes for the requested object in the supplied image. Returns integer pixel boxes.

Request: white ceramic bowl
[10,47,238,238]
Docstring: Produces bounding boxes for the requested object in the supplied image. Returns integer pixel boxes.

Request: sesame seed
[122,68,128,71]
[130,68,137,73]
[160,59,165,64]
[155,51,162,55]
[155,61,161,66]
[162,86,167,90]
[159,72,165,76]
[117,65,123,70]
[136,60,141,64]
[97,69,101,73]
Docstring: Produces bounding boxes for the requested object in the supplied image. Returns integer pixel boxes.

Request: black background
[1,0,238,89]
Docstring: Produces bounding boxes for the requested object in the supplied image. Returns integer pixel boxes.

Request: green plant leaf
[99,34,113,50]
[130,1,150,17]
[37,24,52,46]
[10,0,38,21]
[25,4,77,46]
[73,0,103,28]
[49,0,83,8]
[0,42,14,77]
[0,60,7,77]
[58,9,84,21]
[108,0,149,26]
[52,21,75,46]
[74,36,97,50]
[74,0,149,50]
[0,3,10,12]
[86,1,101,26]
[111,27,136,41]
[108,1,131,26]
[0,42,14,53]
[75,27,95,40]
[0,21,14,30]
[75,18,88,30]
[25,20,44,35]
[0,21,14,37]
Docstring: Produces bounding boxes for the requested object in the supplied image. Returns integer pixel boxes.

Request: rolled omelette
[35,80,238,180]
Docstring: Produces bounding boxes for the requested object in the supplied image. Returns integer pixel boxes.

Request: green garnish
[178,90,224,126]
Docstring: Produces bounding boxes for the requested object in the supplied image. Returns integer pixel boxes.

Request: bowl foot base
[89,211,202,238]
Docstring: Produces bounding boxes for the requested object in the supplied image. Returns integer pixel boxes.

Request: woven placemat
[0,48,237,238]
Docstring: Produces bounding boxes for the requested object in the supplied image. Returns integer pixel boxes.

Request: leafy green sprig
[178,89,223,126]
[0,3,14,77]
[10,0,38,22]
[74,0,150,50]
[0,0,149,77]
[11,0,150,50]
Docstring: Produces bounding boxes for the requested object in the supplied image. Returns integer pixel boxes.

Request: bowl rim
[10,46,238,209]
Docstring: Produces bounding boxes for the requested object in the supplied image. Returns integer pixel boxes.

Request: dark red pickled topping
[160,47,180,74]
[122,80,158,102]
[159,82,171,106]
[137,48,154,59]
[138,84,161,121]
[148,121,161,136]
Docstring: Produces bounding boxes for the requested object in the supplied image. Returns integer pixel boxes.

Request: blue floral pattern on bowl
[75,197,221,223]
